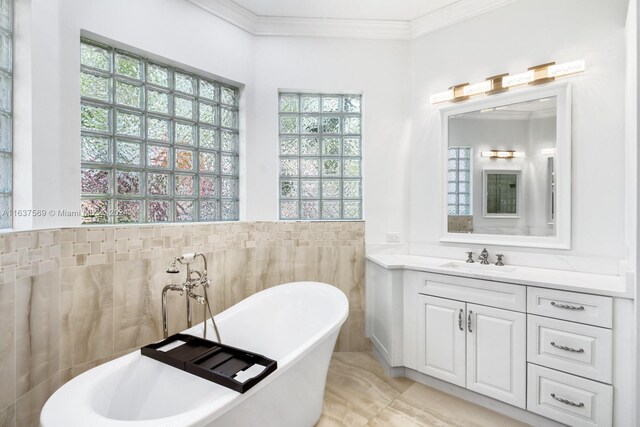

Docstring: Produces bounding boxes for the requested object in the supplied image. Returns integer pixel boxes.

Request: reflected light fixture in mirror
[481,150,525,159]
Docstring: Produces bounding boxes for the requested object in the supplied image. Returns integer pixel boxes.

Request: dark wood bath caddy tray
[141,333,277,393]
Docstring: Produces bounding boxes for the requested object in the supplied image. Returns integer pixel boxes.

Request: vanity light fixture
[463,80,493,97]
[430,89,454,104]
[430,59,585,104]
[547,59,585,78]
[502,70,535,88]
[481,150,525,159]
[450,83,470,102]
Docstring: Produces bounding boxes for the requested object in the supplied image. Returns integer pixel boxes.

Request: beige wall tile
[0,282,15,412]
[15,273,60,398]
[0,404,15,427]
[15,373,60,427]
[113,260,160,352]
[60,265,114,368]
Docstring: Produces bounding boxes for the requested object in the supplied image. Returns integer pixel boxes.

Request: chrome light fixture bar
[431,59,585,104]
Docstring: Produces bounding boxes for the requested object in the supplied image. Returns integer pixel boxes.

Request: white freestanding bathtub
[41,282,348,427]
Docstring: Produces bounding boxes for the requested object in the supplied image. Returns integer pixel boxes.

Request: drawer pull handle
[551,301,585,310]
[550,342,584,353]
[467,311,473,333]
[458,309,464,331]
[551,393,585,408]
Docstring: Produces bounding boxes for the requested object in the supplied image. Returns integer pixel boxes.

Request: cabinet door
[466,304,526,408]
[417,295,466,387]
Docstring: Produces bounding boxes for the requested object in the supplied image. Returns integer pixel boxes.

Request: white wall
[251,36,411,242]
[13,0,255,229]
[408,0,629,271]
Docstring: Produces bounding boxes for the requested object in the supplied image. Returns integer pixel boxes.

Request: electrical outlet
[386,232,401,242]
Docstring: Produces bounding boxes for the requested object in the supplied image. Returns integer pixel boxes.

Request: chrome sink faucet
[478,248,490,265]
[162,253,221,343]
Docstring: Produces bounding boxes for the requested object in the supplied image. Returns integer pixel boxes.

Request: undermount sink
[439,261,517,273]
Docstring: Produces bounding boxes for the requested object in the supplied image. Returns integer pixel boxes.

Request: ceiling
[228,0,458,21]
[186,0,516,40]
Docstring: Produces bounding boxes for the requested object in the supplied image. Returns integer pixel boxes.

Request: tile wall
[0,221,367,427]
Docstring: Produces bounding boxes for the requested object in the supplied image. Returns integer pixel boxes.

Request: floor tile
[319,352,526,427]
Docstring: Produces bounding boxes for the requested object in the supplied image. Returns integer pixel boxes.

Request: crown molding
[410,0,517,38]
[254,17,411,40]
[187,0,256,33]
[186,0,517,40]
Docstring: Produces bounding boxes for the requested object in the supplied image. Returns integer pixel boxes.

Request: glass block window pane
[279,93,362,220]
[80,38,240,224]
[448,146,472,216]
[116,200,141,223]
[115,80,142,109]
[115,53,142,80]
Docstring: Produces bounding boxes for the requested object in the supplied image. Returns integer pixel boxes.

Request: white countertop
[366,254,632,299]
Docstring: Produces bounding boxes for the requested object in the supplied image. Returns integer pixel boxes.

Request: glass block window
[0,0,12,229]
[278,93,362,220]
[448,147,471,215]
[80,39,240,224]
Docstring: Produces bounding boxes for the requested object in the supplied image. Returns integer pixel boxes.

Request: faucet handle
[465,251,475,263]
[495,254,504,266]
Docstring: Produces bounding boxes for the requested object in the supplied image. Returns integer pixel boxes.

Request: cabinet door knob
[458,309,464,331]
[467,310,473,333]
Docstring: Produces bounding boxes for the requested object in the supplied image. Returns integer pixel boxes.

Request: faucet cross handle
[495,254,504,266]
[465,251,475,263]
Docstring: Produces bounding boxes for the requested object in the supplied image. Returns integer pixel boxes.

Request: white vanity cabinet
[365,255,634,426]
[416,275,527,408]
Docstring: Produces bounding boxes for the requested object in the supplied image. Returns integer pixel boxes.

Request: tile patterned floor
[317,352,528,427]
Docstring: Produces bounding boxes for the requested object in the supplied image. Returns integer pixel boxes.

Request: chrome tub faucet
[162,253,221,343]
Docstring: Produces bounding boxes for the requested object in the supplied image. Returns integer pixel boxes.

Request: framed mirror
[440,83,571,249]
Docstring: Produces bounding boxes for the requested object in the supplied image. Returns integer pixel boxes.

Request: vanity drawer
[527,364,612,427]
[527,287,612,328]
[527,315,612,383]
[418,272,525,312]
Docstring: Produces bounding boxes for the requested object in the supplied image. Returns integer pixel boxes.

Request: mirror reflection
[484,170,520,216]
[447,97,557,236]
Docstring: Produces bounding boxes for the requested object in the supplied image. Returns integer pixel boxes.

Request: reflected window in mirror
[447,147,472,215]
[447,147,473,234]
[483,170,520,217]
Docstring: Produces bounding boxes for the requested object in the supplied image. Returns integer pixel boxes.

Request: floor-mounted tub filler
[41,282,348,427]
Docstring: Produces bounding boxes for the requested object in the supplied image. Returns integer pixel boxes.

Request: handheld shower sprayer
[166,259,180,274]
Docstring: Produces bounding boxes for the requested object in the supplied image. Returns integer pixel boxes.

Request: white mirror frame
[440,82,572,249]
